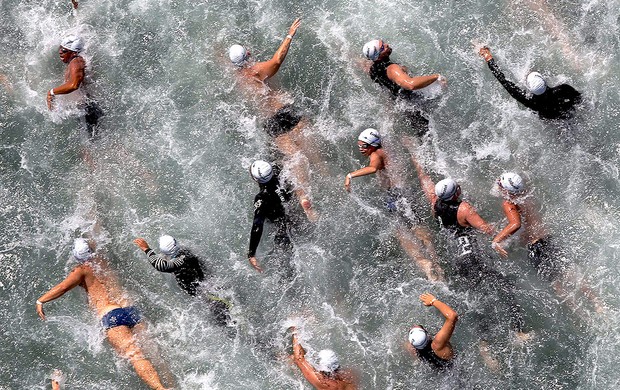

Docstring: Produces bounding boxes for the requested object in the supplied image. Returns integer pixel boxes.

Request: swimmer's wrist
[36,300,43,305]
[430,298,437,306]
[347,173,352,180]
[49,89,55,96]
[286,34,293,40]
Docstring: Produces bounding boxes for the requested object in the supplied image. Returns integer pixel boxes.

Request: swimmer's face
[358,141,375,156]
[378,40,392,59]
[58,46,75,63]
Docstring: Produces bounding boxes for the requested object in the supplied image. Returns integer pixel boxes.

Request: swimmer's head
[229,44,249,66]
[250,160,274,184]
[358,128,381,147]
[498,172,524,194]
[159,235,179,256]
[363,39,390,61]
[408,326,431,349]
[60,35,84,53]
[72,238,92,262]
[526,72,547,95]
[316,349,340,373]
[435,178,460,201]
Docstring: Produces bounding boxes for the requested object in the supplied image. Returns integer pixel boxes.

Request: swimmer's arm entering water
[344,152,382,192]
[290,327,324,387]
[252,18,301,81]
[386,64,441,91]
[36,267,85,320]
[134,238,185,273]
[479,48,531,107]
[492,201,522,257]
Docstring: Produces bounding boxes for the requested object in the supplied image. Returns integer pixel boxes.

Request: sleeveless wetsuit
[370,58,430,136]
[416,343,453,371]
[263,105,303,138]
[248,171,292,258]
[434,199,525,332]
[487,59,581,120]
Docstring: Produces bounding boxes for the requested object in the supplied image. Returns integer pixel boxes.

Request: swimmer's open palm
[288,18,301,37]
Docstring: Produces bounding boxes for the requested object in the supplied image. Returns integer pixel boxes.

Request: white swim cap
[362,40,383,61]
[408,327,430,349]
[526,72,546,95]
[229,44,249,66]
[499,172,524,193]
[435,178,459,201]
[73,238,92,262]
[159,235,179,256]
[358,128,381,147]
[317,349,340,373]
[250,160,274,184]
[60,35,84,53]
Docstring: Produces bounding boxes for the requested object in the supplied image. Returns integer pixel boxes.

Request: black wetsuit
[143,248,206,296]
[434,199,525,333]
[487,59,581,120]
[248,172,292,259]
[369,58,430,136]
[263,105,303,138]
[416,343,453,371]
[527,236,566,282]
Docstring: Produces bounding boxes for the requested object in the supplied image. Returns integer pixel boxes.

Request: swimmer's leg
[274,134,318,221]
[396,226,444,282]
[106,325,170,390]
[411,225,444,281]
[478,340,501,372]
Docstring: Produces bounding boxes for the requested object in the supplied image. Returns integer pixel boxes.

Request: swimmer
[47,35,103,138]
[133,235,232,324]
[492,172,604,313]
[289,327,357,389]
[362,39,445,136]
[408,144,530,339]
[479,46,581,120]
[71,0,78,9]
[247,160,293,273]
[229,18,318,221]
[36,238,171,390]
[405,293,457,371]
[344,129,444,282]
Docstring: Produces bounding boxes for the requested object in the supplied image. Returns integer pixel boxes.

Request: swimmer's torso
[79,262,127,318]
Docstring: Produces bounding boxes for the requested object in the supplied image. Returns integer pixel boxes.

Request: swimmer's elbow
[447,310,459,323]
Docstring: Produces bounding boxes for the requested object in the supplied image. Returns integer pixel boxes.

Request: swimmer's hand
[249,256,263,273]
[71,0,78,9]
[133,238,150,251]
[36,302,46,321]
[437,74,448,88]
[492,242,508,258]
[344,174,352,192]
[479,47,493,62]
[46,90,54,110]
[419,293,437,306]
[288,18,301,38]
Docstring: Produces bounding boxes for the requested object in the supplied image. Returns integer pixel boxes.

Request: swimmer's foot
[478,341,501,372]
[300,198,318,222]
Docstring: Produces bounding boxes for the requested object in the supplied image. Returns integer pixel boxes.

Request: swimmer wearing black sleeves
[479,47,581,120]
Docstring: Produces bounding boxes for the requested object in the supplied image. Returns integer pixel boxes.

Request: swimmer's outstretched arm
[247,209,267,273]
[479,47,531,107]
[252,18,301,81]
[134,238,185,273]
[71,0,78,9]
[36,267,85,320]
[408,152,437,207]
[290,327,324,387]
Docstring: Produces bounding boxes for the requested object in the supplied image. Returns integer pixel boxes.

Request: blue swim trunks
[101,306,141,330]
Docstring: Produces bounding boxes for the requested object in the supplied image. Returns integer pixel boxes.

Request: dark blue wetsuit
[369,58,431,136]
[434,199,525,333]
[248,170,292,260]
[416,342,453,371]
[487,59,581,120]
